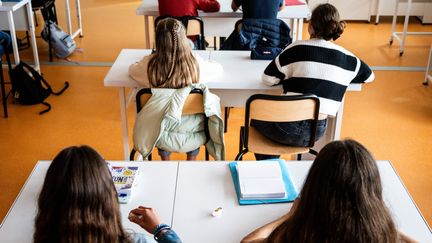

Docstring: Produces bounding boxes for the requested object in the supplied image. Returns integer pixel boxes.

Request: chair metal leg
[239,126,244,154]
[235,149,248,161]
[224,107,231,133]
[297,154,302,161]
[0,59,8,118]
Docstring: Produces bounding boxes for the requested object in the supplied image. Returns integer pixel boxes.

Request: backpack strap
[19,62,70,96]
[39,101,51,115]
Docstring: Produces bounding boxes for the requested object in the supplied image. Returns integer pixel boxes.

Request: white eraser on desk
[211,207,223,217]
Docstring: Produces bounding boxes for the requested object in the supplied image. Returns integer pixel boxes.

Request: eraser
[211,207,223,217]
[128,212,143,220]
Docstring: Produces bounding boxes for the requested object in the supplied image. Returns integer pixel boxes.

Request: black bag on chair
[9,62,69,114]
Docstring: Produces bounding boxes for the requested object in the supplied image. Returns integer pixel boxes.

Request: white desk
[136,0,310,48]
[0,161,431,243]
[0,0,40,71]
[104,49,362,160]
[0,161,178,242]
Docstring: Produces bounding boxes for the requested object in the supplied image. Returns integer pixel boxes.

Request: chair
[154,16,206,50]
[0,34,13,118]
[32,0,58,62]
[130,88,210,161]
[235,94,320,161]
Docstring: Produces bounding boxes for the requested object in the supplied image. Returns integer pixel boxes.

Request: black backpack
[9,62,69,114]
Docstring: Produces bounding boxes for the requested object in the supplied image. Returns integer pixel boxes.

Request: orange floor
[1,0,431,231]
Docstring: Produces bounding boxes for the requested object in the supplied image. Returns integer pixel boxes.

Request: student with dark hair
[252,3,374,160]
[241,139,417,243]
[33,145,182,243]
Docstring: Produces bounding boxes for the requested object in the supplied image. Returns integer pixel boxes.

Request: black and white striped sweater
[262,38,374,116]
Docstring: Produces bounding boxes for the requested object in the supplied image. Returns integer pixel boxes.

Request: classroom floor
[1,0,432,230]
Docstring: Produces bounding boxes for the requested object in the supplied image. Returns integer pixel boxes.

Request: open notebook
[229,159,298,205]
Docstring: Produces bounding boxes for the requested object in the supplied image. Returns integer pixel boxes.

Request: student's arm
[197,0,221,12]
[351,59,375,84]
[241,199,299,243]
[262,56,285,87]
[129,206,182,243]
[231,0,240,12]
[128,56,152,87]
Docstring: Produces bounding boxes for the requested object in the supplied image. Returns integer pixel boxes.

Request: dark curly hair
[310,3,346,41]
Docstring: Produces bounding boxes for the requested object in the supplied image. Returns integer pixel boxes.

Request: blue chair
[0,31,13,118]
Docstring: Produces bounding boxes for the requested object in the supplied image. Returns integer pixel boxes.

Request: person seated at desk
[33,145,182,243]
[231,0,285,19]
[252,3,374,160]
[129,18,222,88]
[158,0,220,17]
[241,139,417,243]
[129,18,224,161]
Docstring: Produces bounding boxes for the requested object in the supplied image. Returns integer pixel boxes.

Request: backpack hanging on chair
[41,20,76,59]
[9,62,69,114]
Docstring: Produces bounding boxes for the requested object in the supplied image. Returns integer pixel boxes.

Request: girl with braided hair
[129,18,222,89]
[129,18,223,161]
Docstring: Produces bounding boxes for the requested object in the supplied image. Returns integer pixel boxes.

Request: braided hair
[148,18,199,88]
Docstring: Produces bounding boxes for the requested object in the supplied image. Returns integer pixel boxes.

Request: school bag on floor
[9,62,69,114]
[41,21,76,59]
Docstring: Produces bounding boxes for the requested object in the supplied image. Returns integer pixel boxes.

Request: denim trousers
[250,119,327,160]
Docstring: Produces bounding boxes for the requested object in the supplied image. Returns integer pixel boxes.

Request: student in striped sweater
[253,3,374,160]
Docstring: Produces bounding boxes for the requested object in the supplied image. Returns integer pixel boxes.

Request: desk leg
[400,0,412,56]
[144,16,151,49]
[65,0,73,37]
[297,18,303,41]
[292,18,298,42]
[7,12,19,65]
[25,2,40,72]
[76,0,84,37]
[119,88,130,160]
[375,0,381,24]
[389,0,399,44]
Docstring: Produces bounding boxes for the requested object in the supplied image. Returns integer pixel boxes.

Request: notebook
[237,161,286,199]
[229,159,298,205]
[109,165,140,204]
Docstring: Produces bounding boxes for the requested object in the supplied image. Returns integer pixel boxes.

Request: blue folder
[229,159,299,205]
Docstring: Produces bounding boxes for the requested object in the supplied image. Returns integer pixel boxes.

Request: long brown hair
[310,3,346,41]
[34,145,132,243]
[148,18,199,88]
[268,139,398,243]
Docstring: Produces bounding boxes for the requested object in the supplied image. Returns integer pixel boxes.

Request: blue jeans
[157,147,200,158]
[250,119,327,160]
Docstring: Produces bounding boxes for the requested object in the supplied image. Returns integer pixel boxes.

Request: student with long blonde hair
[129,18,222,88]
[241,139,417,243]
[129,18,224,161]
